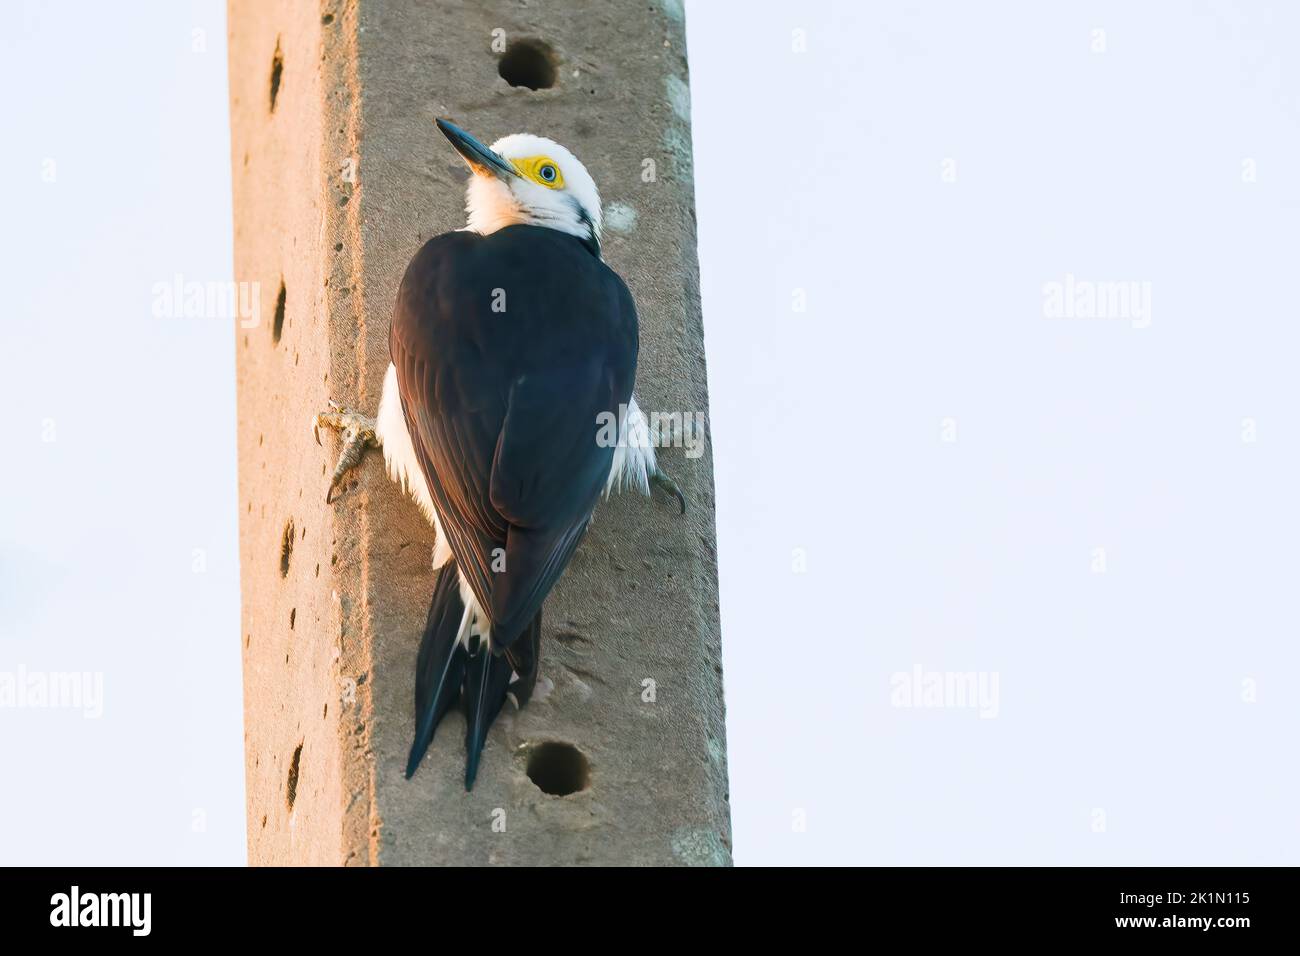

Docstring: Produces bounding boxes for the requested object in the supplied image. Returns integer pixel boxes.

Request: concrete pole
[228,0,729,865]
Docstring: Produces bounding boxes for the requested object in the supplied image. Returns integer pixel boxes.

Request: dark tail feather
[462,638,513,790]
[505,611,542,708]
[405,561,469,779]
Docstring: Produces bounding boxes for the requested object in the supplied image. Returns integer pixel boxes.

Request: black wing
[390,225,637,648]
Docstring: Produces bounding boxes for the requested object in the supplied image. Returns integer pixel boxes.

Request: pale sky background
[2,1,1298,865]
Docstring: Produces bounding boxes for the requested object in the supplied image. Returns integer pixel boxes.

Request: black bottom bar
[0,867,1282,940]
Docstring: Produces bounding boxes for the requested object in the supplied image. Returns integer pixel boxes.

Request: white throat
[464,175,596,245]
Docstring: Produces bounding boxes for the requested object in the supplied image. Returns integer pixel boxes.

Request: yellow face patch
[511,155,564,189]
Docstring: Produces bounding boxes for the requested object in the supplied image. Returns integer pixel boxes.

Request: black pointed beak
[436,119,517,180]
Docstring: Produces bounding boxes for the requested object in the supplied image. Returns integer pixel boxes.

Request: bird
[314,119,685,790]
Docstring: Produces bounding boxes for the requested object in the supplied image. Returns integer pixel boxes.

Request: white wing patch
[377,362,453,568]
[457,570,491,650]
[604,394,657,498]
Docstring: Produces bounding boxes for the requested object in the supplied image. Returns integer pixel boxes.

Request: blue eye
[539,164,557,183]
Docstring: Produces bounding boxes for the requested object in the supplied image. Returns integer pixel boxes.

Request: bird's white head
[437,119,603,256]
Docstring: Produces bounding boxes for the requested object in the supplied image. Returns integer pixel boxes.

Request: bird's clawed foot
[651,468,687,515]
[644,412,691,515]
[313,400,379,503]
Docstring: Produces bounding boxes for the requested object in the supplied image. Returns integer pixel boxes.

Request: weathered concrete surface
[228,0,348,867]
[229,0,729,865]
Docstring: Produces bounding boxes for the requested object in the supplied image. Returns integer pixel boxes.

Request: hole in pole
[285,741,302,810]
[525,741,590,796]
[279,518,294,577]
[497,38,557,90]
[269,39,284,112]
[271,280,286,344]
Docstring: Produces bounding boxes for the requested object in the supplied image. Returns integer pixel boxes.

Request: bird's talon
[651,470,687,515]
[314,402,379,504]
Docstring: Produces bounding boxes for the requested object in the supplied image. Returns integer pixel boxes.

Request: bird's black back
[390,224,638,647]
